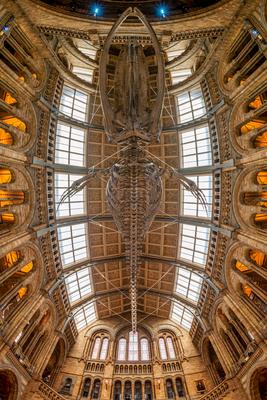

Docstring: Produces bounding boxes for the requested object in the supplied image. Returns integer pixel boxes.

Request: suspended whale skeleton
[59,7,207,332]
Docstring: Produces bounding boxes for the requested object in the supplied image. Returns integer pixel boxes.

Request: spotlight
[92,4,101,18]
[160,8,166,18]
[157,4,168,19]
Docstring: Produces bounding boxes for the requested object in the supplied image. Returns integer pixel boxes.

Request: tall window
[91,337,101,359]
[99,338,109,360]
[117,338,126,361]
[140,338,150,361]
[117,332,151,361]
[159,338,167,360]
[55,173,85,217]
[159,337,176,360]
[179,224,210,266]
[128,331,139,361]
[166,337,176,359]
[55,123,86,166]
[176,87,206,123]
[58,224,88,267]
[59,85,89,121]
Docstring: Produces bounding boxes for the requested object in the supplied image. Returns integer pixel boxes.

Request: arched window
[82,378,91,398]
[91,379,101,399]
[91,337,101,359]
[166,337,176,359]
[99,338,109,360]
[166,379,175,399]
[140,338,150,361]
[159,338,167,360]
[128,331,138,361]
[117,338,126,361]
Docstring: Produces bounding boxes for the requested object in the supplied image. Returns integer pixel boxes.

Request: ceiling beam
[70,287,197,311]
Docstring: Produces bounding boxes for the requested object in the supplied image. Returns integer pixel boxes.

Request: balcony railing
[38,381,67,400]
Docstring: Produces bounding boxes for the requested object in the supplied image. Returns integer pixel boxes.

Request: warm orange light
[254,132,267,148]
[0,129,13,145]
[243,285,252,297]
[3,250,19,268]
[257,171,267,185]
[255,213,267,222]
[240,120,265,134]
[18,287,27,298]
[249,96,263,110]
[4,92,17,105]
[249,249,265,267]
[0,212,15,224]
[2,117,26,132]
[20,261,33,274]
[236,260,249,272]
[0,190,24,208]
[0,168,12,184]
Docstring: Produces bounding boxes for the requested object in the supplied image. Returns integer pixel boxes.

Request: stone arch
[0,164,36,239]
[0,369,19,400]
[232,167,267,240]
[249,365,267,400]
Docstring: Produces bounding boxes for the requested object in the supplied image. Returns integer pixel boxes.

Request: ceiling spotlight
[92,4,101,17]
[157,4,167,19]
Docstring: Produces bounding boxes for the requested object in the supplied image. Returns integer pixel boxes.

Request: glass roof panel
[176,87,206,123]
[58,223,88,268]
[175,267,203,303]
[179,224,210,266]
[55,173,86,218]
[74,301,96,331]
[180,125,212,168]
[55,123,86,166]
[181,175,213,218]
[171,302,194,330]
[65,267,92,304]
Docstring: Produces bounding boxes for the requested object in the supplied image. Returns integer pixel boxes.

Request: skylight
[166,40,189,61]
[179,224,210,266]
[65,267,92,304]
[74,302,96,331]
[75,39,97,59]
[55,173,85,217]
[176,87,206,123]
[72,66,94,83]
[55,122,86,166]
[181,175,213,218]
[59,85,89,121]
[57,224,88,267]
[171,302,194,330]
[175,267,203,302]
[171,68,192,85]
[179,125,212,168]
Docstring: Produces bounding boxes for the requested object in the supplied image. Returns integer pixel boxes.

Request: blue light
[3,26,9,32]
[92,4,101,17]
[157,5,168,19]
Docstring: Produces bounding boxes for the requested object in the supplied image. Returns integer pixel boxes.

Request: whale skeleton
[59,8,207,333]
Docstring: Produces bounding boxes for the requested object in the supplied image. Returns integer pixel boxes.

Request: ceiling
[37,0,222,20]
